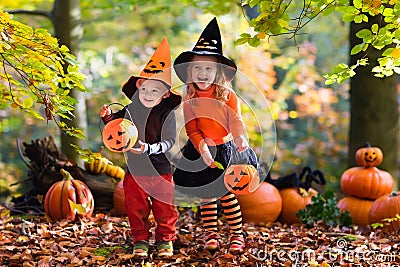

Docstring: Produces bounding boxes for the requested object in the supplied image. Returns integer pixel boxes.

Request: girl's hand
[234,135,249,153]
[201,151,216,168]
[130,140,146,154]
[99,105,112,117]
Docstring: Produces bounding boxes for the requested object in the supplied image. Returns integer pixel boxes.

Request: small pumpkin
[113,179,126,216]
[237,182,282,225]
[84,156,110,175]
[224,164,259,195]
[337,196,374,225]
[105,164,126,180]
[102,118,138,153]
[355,142,383,167]
[369,192,400,232]
[44,169,94,222]
[279,187,318,224]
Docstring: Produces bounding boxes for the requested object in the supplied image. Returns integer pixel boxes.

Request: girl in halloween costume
[173,18,258,253]
[100,38,181,258]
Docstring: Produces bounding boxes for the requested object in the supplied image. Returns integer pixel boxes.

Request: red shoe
[229,235,245,254]
[203,233,220,251]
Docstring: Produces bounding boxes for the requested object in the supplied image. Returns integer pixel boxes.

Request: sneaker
[133,240,149,258]
[156,240,174,257]
[203,233,220,251]
[229,235,245,254]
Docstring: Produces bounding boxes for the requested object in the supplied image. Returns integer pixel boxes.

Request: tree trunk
[13,136,117,213]
[51,0,87,164]
[349,14,399,186]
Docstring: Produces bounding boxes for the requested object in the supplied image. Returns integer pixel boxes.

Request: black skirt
[173,140,260,198]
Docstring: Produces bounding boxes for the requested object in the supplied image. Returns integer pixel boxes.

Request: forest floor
[0,208,399,267]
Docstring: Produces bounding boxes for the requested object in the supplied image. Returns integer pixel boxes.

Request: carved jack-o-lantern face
[355,144,383,167]
[143,59,166,74]
[102,118,138,153]
[224,164,259,195]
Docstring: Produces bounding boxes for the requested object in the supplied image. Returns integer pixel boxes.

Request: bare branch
[4,9,51,20]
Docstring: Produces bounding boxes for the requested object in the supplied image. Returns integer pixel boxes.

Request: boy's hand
[234,135,249,153]
[99,105,111,117]
[130,140,147,154]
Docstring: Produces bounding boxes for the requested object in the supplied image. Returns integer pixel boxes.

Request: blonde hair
[185,59,232,103]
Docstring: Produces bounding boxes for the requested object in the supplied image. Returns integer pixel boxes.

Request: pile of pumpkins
[338,143,400,231]
[83,153,127,216]
[236,167,324,225]
[83,152,125,180]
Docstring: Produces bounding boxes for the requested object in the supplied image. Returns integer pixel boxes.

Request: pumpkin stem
[365,141,371,148]
[60,168,74,181]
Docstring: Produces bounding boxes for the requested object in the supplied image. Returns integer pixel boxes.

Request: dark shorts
[173,140,260,198]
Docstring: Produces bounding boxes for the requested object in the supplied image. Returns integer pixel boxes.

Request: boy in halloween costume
[173,18,259,253]
[100,38,181,258]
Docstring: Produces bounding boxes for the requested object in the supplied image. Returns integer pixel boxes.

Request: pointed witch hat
[122,37,181,109]
[174,17,237,83]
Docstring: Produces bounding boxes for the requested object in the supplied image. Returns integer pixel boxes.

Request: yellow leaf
[392,48,400,59]
[257,32,266,39]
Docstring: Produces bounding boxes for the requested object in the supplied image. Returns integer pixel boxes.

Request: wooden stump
[13,136,117,213]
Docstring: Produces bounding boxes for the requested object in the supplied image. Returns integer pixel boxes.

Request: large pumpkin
[102,118,138,153]
[279,187,318,224]
[237,182,282,225]
[44,169,94,222]
[224,164,259,195]
[340,167,394,200]
[337,196,374,225]
[113,180,126,216]
[369,192,400,232]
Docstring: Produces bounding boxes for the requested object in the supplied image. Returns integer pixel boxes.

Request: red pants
[123,173,178,242]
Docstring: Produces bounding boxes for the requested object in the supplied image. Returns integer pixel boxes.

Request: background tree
[6,0,87,162]
[233,0,399,184]
[2,0,398,202]
[349,11,398,179]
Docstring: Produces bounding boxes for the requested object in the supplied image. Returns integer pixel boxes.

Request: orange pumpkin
[237,182,282,225]
[102,118,138,153]
[337,196,374,225]
[279,187,318,224]
[355,143,383,167]
[113,180,126,215]
[340,166,394,200]
[44,169,94,222]
[369,192,400,232]
[224,164,259,195]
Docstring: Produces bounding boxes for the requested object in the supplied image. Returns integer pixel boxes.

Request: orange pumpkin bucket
[101,103,138,153]
[224,146,261,195]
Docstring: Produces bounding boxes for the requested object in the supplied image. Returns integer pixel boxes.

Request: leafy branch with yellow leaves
[0,10,86,138]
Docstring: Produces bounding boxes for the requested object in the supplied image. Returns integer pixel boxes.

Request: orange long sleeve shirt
[183,85,246,154]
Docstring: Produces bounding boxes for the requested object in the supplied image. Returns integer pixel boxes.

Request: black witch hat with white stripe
[174,17,237,82]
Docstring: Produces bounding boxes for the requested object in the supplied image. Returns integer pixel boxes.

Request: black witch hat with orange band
[173,17,237,83]
[122,37,181,109]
